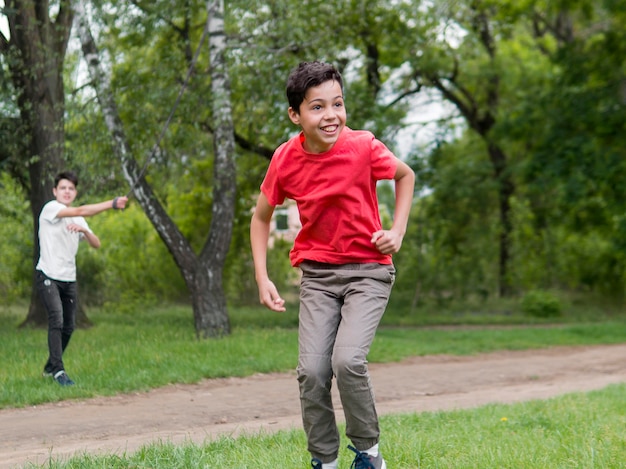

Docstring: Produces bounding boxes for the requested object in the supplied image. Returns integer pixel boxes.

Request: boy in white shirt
[37,171,128,386]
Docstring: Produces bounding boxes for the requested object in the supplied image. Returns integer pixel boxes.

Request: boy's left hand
[66,223,86,234]
[371,229,403,254]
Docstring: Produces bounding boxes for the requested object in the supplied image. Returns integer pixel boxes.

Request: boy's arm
[250,193,286,312]
[371,159,415,254]
[81,230,101,249]
[57,196,129,218]
[57,196,128,250]
[65,223,101,249]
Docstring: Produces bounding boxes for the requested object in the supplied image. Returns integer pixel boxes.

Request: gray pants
[297,261,395,463]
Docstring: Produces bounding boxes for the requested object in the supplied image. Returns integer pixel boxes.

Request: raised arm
[57,196,128,218]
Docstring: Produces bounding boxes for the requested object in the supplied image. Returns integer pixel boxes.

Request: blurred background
[1,0,625,334]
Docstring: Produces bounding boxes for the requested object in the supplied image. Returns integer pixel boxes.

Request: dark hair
[55,171,79,188]
[286,61,343,114]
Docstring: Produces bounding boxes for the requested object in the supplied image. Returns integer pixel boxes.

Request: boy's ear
[288,107,300,125]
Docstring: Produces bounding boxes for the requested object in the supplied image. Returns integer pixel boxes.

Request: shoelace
[348,445,376,469]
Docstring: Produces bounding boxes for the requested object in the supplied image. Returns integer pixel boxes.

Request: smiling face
[53,178,78,206]
[288,79,346,154]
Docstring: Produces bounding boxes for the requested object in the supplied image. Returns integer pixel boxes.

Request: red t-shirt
[261,127,398,266]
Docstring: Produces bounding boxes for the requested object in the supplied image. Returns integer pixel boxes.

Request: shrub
[521,290,563,318]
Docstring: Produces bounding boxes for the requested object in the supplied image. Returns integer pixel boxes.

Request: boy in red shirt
[251,61,415,469]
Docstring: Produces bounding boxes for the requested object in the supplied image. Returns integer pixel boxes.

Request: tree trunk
[487,143,515,297]
[190,263,229,337]
[423,5,516,298]
[197,0,235,337]
[73,0,234,338]
[1,0,91,328]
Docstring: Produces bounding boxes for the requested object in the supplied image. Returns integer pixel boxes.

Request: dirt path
[1,343,625,468]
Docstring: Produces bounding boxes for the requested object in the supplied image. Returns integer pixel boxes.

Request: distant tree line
[1,1,624,333]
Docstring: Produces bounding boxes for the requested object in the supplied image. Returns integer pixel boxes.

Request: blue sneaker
[348,445,386,469]
[54,371,75,386]
[311,458,323,469]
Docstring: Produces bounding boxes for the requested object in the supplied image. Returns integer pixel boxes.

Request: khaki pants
[297,261,395,463]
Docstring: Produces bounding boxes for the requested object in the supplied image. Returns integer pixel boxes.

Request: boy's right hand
[257,279,286,312]
[113,196,129,210]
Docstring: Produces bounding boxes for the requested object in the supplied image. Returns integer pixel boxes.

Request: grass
[28,385,626,468]
[2,303,626,409]
[2,301,626,468]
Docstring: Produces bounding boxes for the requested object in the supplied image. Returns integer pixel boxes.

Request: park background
[1,0,625,331]
[2,2,626,467]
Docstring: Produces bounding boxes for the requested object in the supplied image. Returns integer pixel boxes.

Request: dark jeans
[35,270,77,375]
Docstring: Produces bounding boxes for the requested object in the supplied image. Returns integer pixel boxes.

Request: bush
[521,290,563,318]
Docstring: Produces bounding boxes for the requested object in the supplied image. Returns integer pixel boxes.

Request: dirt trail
[1,344,625,468]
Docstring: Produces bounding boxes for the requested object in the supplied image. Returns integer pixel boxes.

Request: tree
[390,0,626,301]
[386,1,520,296]
[518,0,626,295]
[0,0,96,326]
[73,0,233,337]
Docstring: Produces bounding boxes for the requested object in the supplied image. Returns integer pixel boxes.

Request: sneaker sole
[54,377,75,386]
[56,381,75,386]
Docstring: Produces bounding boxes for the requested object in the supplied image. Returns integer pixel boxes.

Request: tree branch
[531,10,575,45]
[384,84,422,109]
[200,122,275,160]
[54,0,74,58]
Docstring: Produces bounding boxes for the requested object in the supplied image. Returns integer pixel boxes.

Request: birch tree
[73,0,234,338]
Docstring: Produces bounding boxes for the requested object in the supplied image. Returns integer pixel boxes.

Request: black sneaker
[54,371,75,386]
[311,458,323,469]
[348,445,386,469]
[42,366,54,378]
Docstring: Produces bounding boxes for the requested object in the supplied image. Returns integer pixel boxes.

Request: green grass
[2,302,626,468]
[2,303,626,409]
[29,384,626,468]
[0,305,300,408]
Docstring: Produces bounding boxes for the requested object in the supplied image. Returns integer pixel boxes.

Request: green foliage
[266,238,300,299]
[393,0,626,304]
[79,205,187,306]
[504,1,626,298]
[0,174,32,304]
[165,158,215,252]
[395,135,500,307]
[521,290,563,319]
[3,0,626,318]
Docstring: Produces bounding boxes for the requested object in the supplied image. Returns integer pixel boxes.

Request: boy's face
[288,80,346,154]
[53,178,78,206]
